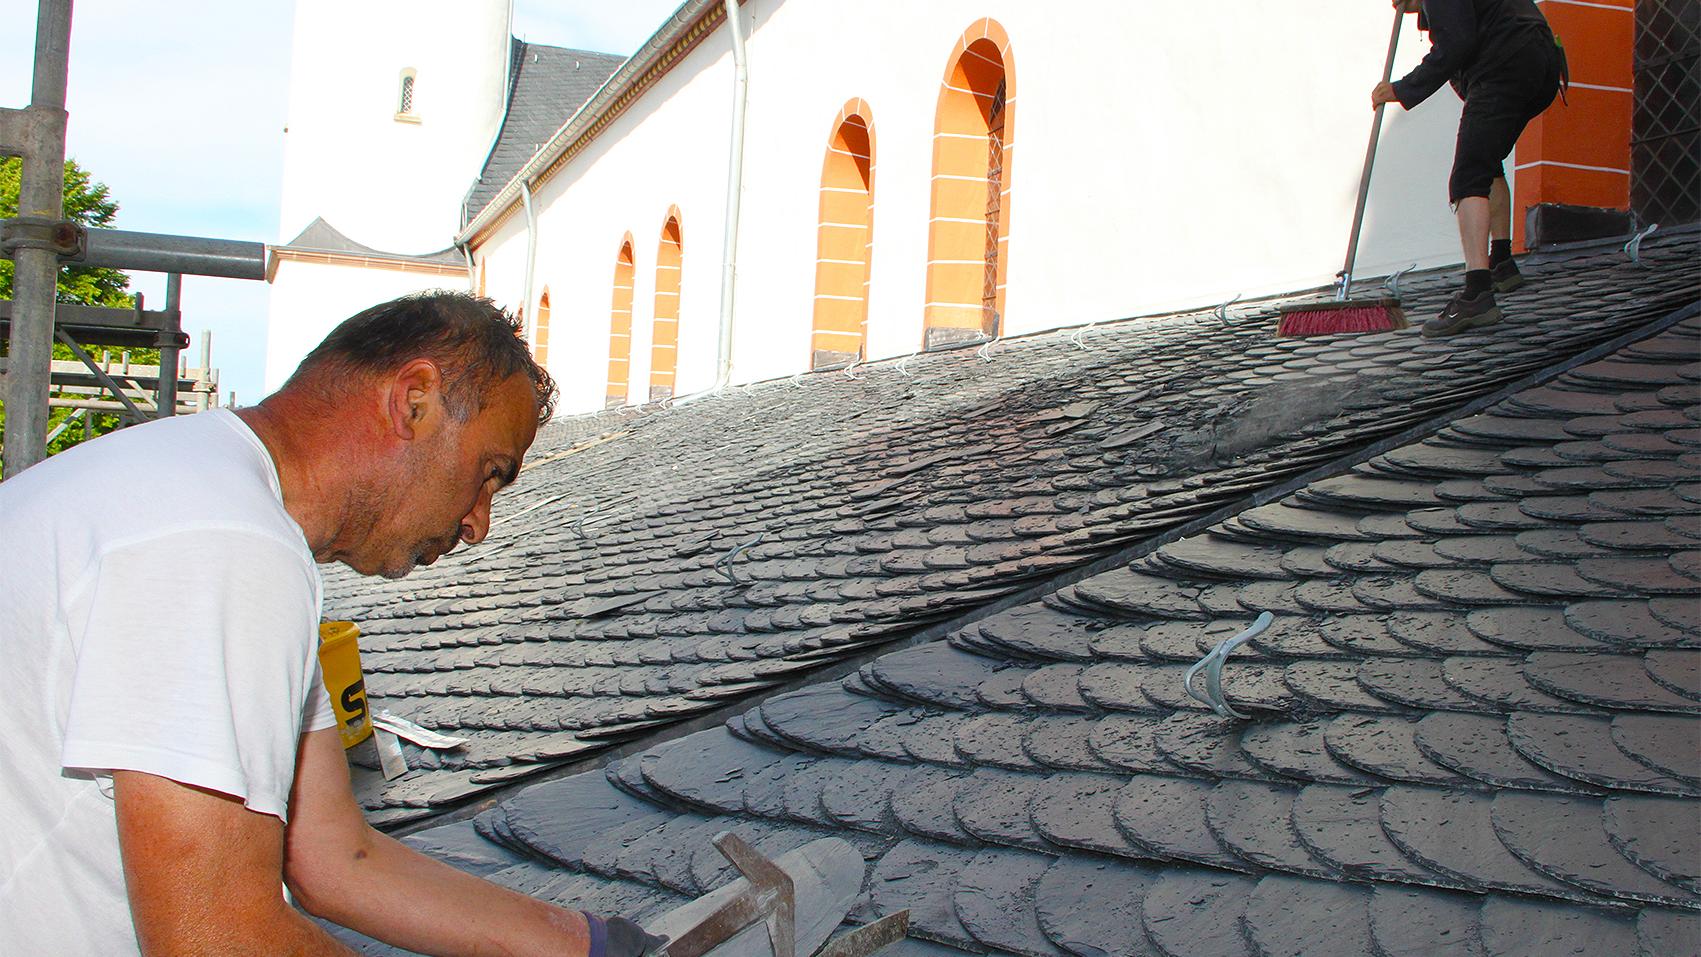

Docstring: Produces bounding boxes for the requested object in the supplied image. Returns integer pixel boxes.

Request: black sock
[1464,269,1493,296]
[1489,239,1512,266]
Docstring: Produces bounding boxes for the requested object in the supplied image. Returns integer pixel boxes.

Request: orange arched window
[532,289,551,366]
[649,211,683,402]
[810,100,876,370]
[606,237,636,407]
[924,19,1014,349]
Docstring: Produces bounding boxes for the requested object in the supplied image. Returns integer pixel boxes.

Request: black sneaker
[1423,289,1503,338]
[1491,257,1525,293]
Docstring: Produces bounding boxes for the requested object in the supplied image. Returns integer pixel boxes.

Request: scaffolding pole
[2,0,73,479]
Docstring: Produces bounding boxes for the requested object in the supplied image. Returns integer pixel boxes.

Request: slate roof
[463,41,627,224]
[273,216,463,264]
[322,230,1701,826]
[328,254,1701,956]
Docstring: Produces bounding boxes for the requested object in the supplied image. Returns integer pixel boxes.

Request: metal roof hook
[894,352,919,377]
[1068,322,1098,350]
[975,337,1001,362]
[1213,293,1243,324]
[715,532,767,585]
[843,359,863,380]
[1625,223,1658,265]
[1183,611,1274,720]
[1383,264,1416,298]
[790,371,807,389]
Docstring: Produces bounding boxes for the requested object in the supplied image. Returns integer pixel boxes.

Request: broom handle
[1339,7,1406,300]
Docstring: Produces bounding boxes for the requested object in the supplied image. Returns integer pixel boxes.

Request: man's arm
[1390,0,1480,109]
[113,771,352,955]
[282,727,593,957]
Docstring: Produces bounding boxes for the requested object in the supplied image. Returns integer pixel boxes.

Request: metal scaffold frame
[0,0,267,479]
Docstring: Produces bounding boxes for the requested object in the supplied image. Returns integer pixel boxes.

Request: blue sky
[1,0,681,405]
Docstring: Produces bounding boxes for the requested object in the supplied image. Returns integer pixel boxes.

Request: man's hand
[113,770,352,955]
[1371,80,1400,109]
[1392,0,1420,12]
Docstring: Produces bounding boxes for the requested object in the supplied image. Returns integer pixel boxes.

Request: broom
[1278,7,1410,336]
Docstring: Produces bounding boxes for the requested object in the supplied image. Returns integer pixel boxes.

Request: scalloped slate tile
[758,684,910,754]
[1290,783,1455,887]
[1240,875,1375,957]
[1523,652,1701,712]
[1366,885,1487,957]
[499,771,672,869]
[1031,773,1155,860]
[867,643,1013,709]
[1358,658,1496,711]
[1508,713,1699,796]
[1636,908,1701,957]
[1089,714,1181,774]
[1204,779,1338,878]
[1239,720,1387,786]
[1139,871,1257,957]
[953,768,1053,851]
[1285,661,1415,714]
[640,729,787,812]
[1035,857,1166,957]
[1565,601,1693,648]
[1325,715,1482,787]
[953,847,1068,957]
[1379,787,1600,903]
[1475,895,1640,957]
[1602,796,1701,894]
[868,839,981,947]
[1492,791,1697,906]
[1442,656,1605,714]
[1021,715,1122,772]
[1414,711,1597,793]
[892,772,983,846]
[1112,775,1250,871]
[819,758,913,832]
[1612,713,1701,785]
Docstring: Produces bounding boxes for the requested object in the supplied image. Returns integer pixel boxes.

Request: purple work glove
[584,913,669,957]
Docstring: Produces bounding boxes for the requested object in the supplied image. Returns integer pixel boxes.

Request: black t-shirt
[1392,0,1554,107]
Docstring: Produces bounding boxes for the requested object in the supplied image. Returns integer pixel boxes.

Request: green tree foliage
[1,157,148,455]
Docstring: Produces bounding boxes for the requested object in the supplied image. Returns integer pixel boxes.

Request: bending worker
[1372,0,1564,338]
[1,292,662,956]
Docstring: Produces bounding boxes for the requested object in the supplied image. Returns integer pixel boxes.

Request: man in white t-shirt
[0,292,663,955]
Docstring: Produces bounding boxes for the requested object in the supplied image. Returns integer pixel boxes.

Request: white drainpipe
[713,0,749,391]
[521,182,538,337]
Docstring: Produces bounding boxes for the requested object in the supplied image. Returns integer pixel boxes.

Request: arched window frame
[606,236,637,408]
[923,19,1015,350]
[395,68,420,122]
[809,99,877,371]
[648,209,683,403]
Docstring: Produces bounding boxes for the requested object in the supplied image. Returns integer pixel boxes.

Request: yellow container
[317,621,373,749]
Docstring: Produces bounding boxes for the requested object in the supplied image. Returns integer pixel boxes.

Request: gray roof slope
[463,41,627,224]
[322,232,1701,824]
[335,283,1700,956]
[276,216,463,264]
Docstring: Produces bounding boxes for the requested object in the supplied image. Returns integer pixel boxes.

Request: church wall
[264,260,470,390]
[476,0,1476,415]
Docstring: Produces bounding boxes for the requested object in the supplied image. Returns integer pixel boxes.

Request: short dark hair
[290,290,556,424]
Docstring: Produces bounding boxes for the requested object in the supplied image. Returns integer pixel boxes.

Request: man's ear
[386,358,445,441]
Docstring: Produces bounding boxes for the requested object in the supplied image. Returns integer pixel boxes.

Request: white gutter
[521,182,538,330]
[713,0,749,391]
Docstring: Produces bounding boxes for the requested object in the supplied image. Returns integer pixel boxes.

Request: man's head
[277,291,557,578]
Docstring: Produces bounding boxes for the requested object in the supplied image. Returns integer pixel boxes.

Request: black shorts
[1450,35,1562,204]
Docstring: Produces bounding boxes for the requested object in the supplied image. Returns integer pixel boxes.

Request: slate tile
[1611,713,1701,785]
[1413,569,1531,605]
[898,712,976,769]
[1643,651,1701,701]
[976,605,1101,662]
[1239,720,1387,785]
[1602,795,1701,895]
[1507,713,1699,796]
[1491,791,1698,906]
[817,758,910,833]
[1386,611,1509,655]
[1138,870,1258,957]
[1202,778,1338,878]
[1021,715,1122,773]
[1030,773,1156,860]
[1380,786,1604,904]
[1289,782,1458,887]
[1358,658,1499,711]
[952,768,1054,852]
[866,643,1012,710]
[1240,875,1376,957]
[757,684,909,754]
[956,712,1046,771]
[953,847,1069,957]
[1555,602,1685,649]
[891,772,984,846]
[1285,661,1416,714]
[1108,775,1250,870]
[1414,711,1599,794]
[639,730,786,813]
[1152,535,1293,581]
[1442,657,1608,714]
[1365,885,1487,957]
[1637,907,1701,956]
[1034,857,1166,957]
[1650,596,1701,635]
[1474,895,1640,957]
[1324,714,1483,787]
[1576,557,1701,595]
[503,774,673,870]
[1523,652,1701,712]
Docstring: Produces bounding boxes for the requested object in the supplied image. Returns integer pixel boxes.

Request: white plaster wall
[262,261,470,392]
[277,0,509,253]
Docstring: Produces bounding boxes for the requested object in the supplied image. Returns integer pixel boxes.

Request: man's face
[364,372,540,579]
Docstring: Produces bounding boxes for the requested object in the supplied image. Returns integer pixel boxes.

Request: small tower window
[396,69,419,121]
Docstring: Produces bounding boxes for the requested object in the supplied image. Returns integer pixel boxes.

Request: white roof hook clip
[1068,322,1098,351]
[1625,223,1658,266]
[1183,611,1274,719]
[1383,264,1417,298]
[975,337,1000,362]
[894,352,919,378]
[843,359,863,380]
[1213,293,1243,324]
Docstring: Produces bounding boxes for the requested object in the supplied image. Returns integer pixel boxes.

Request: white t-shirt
[0,409,336,954]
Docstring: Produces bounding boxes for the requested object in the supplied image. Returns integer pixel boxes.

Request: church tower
[265,0,511,390]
